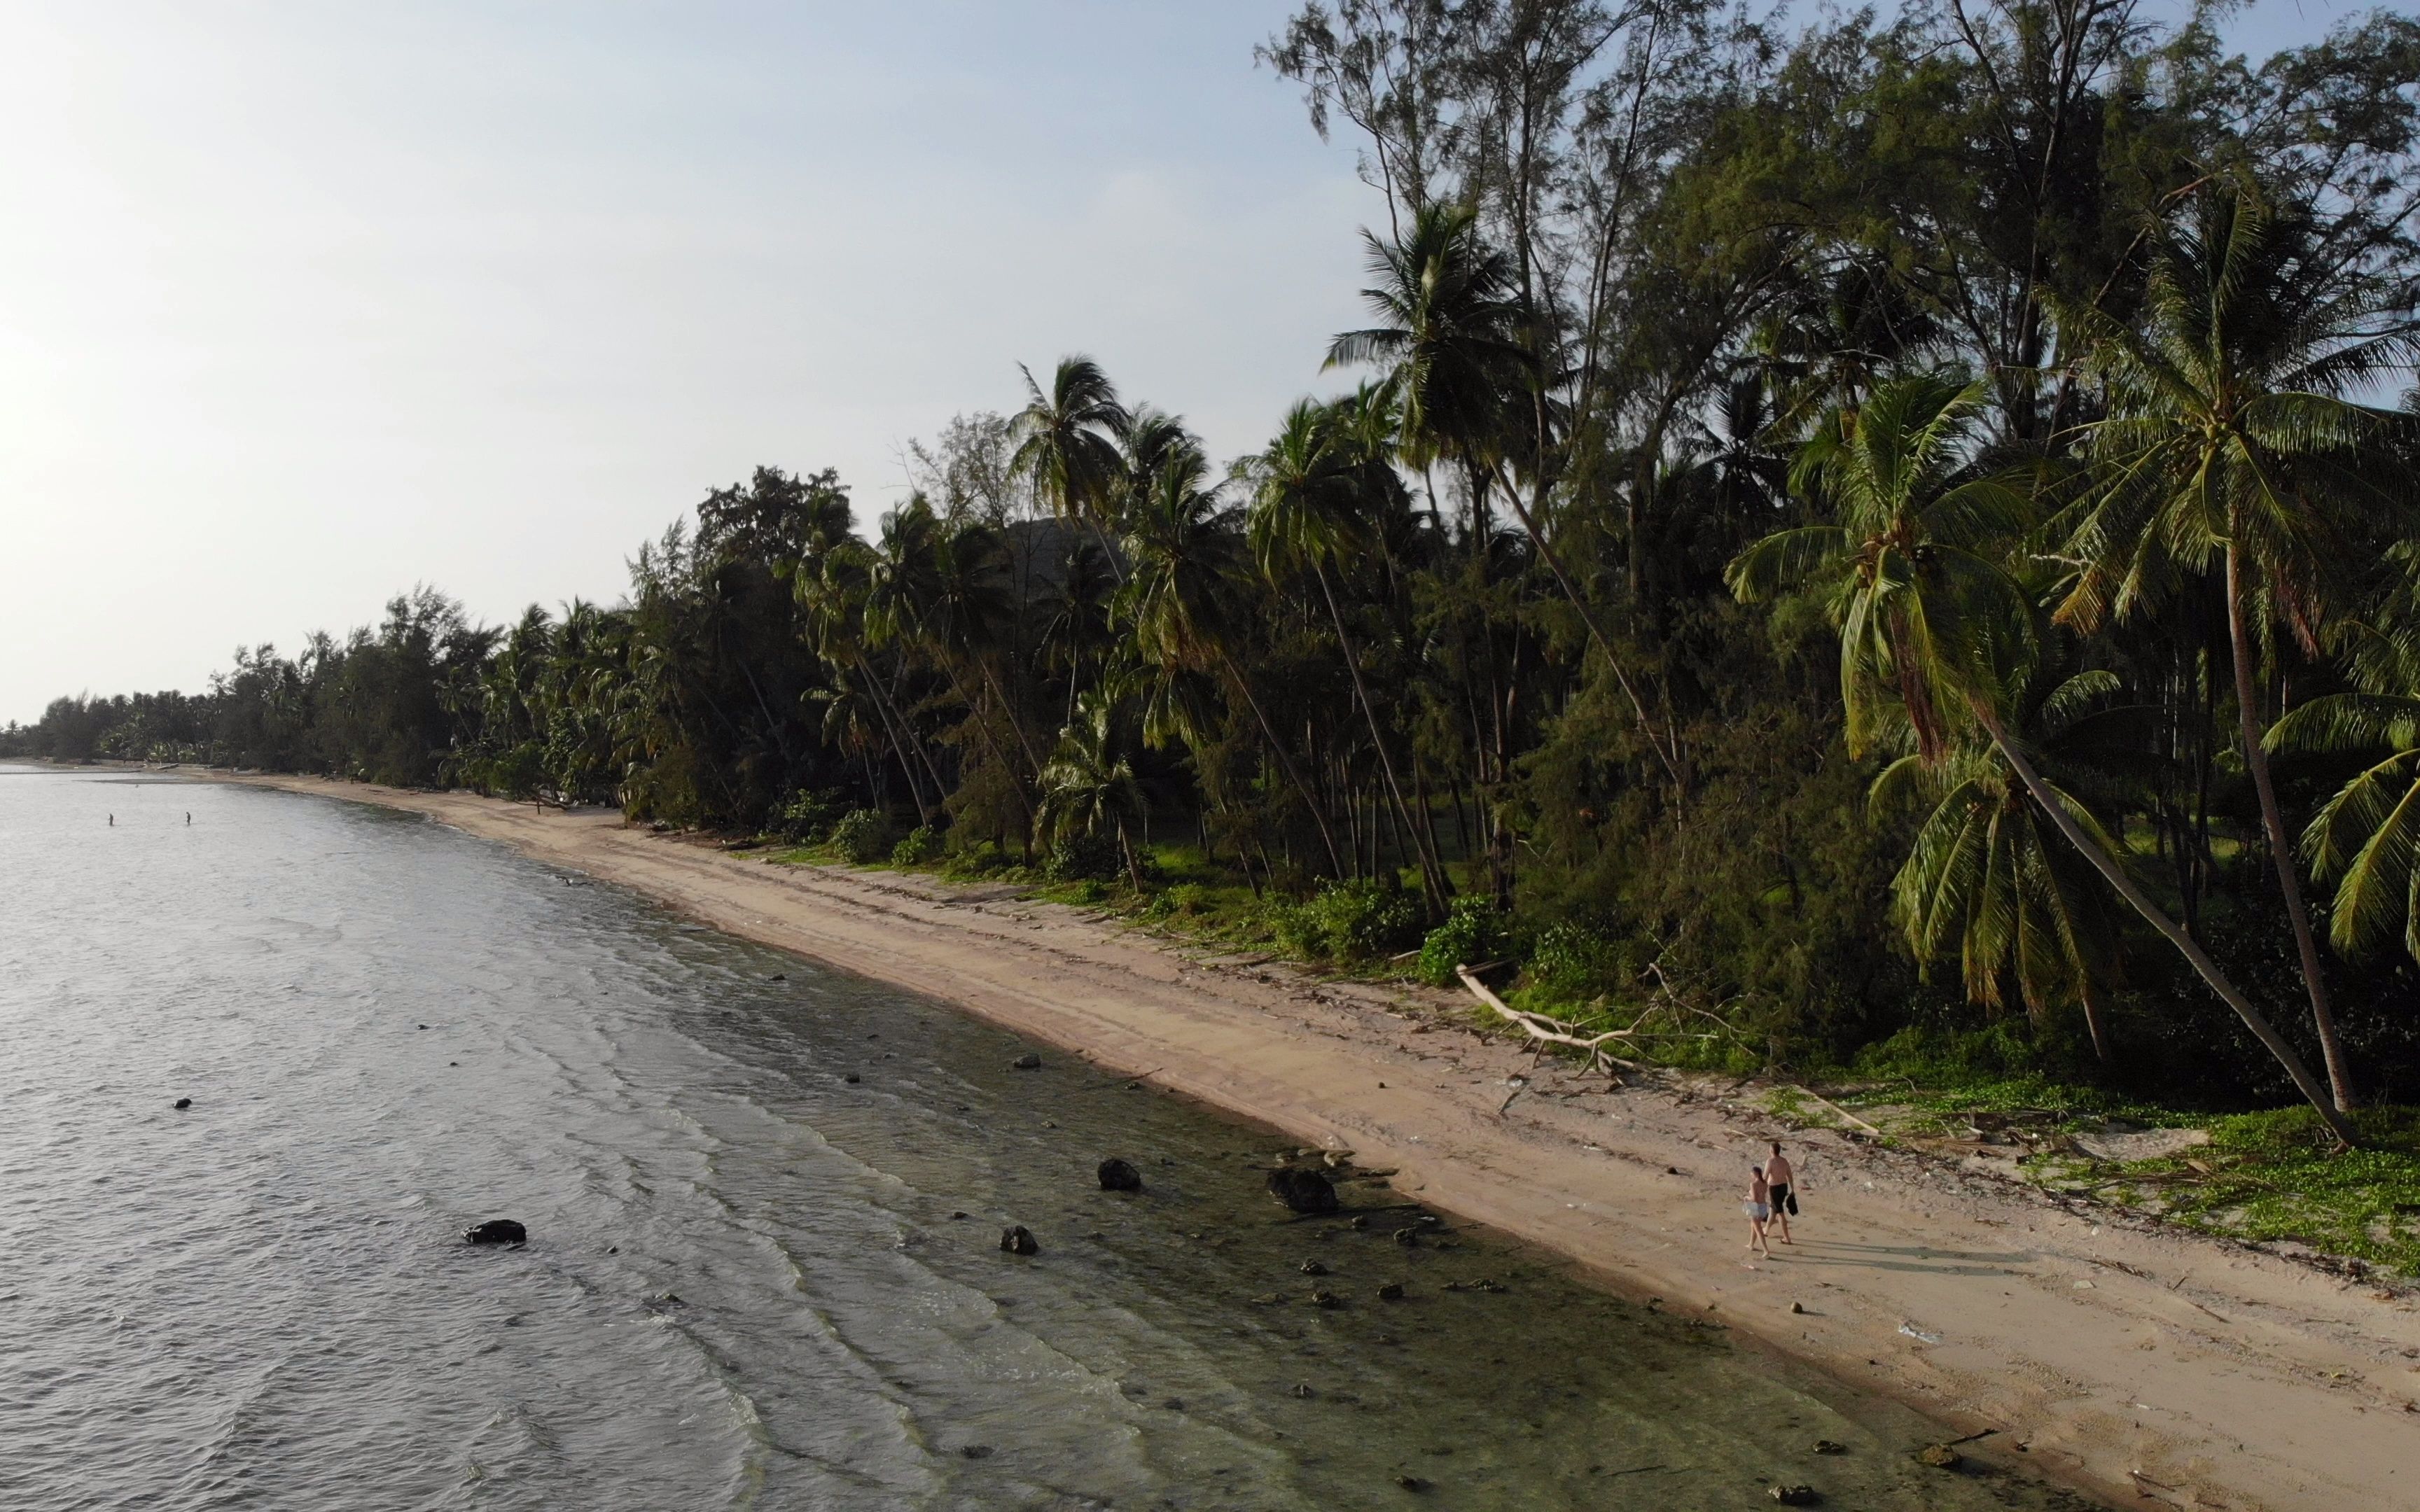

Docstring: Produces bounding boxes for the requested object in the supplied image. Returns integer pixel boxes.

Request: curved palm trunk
[1976,705,2356,1147]
[1487,461,1687,800]
[1314,564,1451,914]
[1215,646,1346,877]
[2225,544,2358,1110]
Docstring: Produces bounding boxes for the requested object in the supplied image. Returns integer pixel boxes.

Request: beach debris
[1377,1282,1406,1301]
[463,1219,527,1246]
[1812,1439,1846,1455]
[1898,1322,1941,1344]
[1267,1168,1340,1215]
[1097,1157,1143,1191]
[1300,1260,1329,1276]
[1010,1052,1042,1070]
[1291,1382,1316,1398]
[1790,1301,1807,1314]
[999,1225,1040,1256]
[1915,1443,1963,1469]
[1769,1484,1819,1504]
[173,1098,191,1110]
[1442,1278,1505,1294]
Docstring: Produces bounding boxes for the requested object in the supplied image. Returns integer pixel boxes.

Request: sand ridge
[217,774,2420,1510]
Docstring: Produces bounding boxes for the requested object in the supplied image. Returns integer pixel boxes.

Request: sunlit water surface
[0,766,2096,1510]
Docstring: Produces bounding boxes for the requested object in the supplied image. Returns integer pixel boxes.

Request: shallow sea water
[0,766,2099,1510]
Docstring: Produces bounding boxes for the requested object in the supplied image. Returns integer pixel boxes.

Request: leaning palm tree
[1010,356,1130,579]
[1729,372,2355,1144]
[1324,202,1683,794]
[2056,178,2420,1111]
[1246,398,1451,913]
[1871,668,2134,1060]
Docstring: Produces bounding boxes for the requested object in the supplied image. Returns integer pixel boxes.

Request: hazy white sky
[0,1,2363,722]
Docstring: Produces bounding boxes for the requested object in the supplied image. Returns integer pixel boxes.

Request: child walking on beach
[1744,1164,1772,1258]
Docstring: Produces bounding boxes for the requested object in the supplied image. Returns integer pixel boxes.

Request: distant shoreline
[172,770,2420,1511]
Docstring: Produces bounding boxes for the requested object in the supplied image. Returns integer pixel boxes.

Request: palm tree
[1246,398,1451,913]
[1871,668,2134,1060]
[2269,546,2420,962]
[1011,356,1129,579]
[1036,693,1148,890]
[1324,202,1683,794]
[1120,447,1346,876]
[1730,372,2356,1144]
[2056,179,2420,1111]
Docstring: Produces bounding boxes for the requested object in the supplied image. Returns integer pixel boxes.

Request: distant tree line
[13,0,2420,1120]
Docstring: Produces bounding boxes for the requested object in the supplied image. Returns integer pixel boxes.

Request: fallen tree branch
[1780,1084,1884,1137]
[1456,967,1644,1074]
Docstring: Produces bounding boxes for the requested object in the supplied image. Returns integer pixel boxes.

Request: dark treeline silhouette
[13,0,2420,1124]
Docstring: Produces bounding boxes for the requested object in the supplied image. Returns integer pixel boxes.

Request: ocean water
[0,765,2095,1510]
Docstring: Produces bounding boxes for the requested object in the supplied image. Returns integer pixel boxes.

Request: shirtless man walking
[1762,1140,1797,1245]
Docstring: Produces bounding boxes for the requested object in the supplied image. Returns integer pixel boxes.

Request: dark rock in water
[1010,1052,1042,1070]
[1915,1443,1963,1469]
[1299,1260,1328,1276]
[173,1098,191,1110]
[957,1445,992,1460]
[1393,1226,1421,1247]
[1309,1289,1341,1309]
[999,1224,1039,1256]
[1770,1484,1819,1505]
[1350,1215,1370,1230]
[1811,1439,1846,1455]
[950,1211,968,1220]
[417,1023,429,1030]
[463,1219,527,1246]
[768,973,786,982]
[844,1072,861,1084]
[1393,1474,1431,1492]
[1267,1168,1339,1214]
[1291,1382,1316,1399]
[1097,1158,1143,1191]
[1377,1282,1406,1301]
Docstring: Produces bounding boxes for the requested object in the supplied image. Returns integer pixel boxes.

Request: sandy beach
[212,774,2420,1510]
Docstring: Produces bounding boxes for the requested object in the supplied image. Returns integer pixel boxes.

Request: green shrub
[1418,897,1508,987]
[1044,832,1122,883]
[1526,919,1628,1002]
[891,825,944,865]
[1272,878,1426,964]
[830,808,893,864]
[942,839,1008,878]
[779,788,850,844]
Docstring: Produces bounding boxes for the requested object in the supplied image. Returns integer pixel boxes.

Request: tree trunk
[1487,461,1685,799]
[1977,705,2355,1147]
[1315,564,1451,913]
[2226,543,2358,1110]
[1216,647,1345,877]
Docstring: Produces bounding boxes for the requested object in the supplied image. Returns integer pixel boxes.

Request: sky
[0,0,2372,724]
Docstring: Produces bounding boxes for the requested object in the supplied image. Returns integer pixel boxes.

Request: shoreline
[193,772,2420,1509]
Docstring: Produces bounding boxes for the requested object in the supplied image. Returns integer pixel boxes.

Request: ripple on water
[0,767,2102,1511]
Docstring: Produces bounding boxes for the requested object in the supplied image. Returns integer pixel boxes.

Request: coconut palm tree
[2056,178,2420,1110]
[1246,398,1451,913]
[1730,371,2356,1144]
[1324,202,1683,794]
[1120,447,1346,876]
[1036,692,1148,890]
[1011,356,1130,579]
[1870,667,2136,1060]
[2269,545,2420,962]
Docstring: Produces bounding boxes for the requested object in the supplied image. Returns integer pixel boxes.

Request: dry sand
[218,774,2420,1509]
